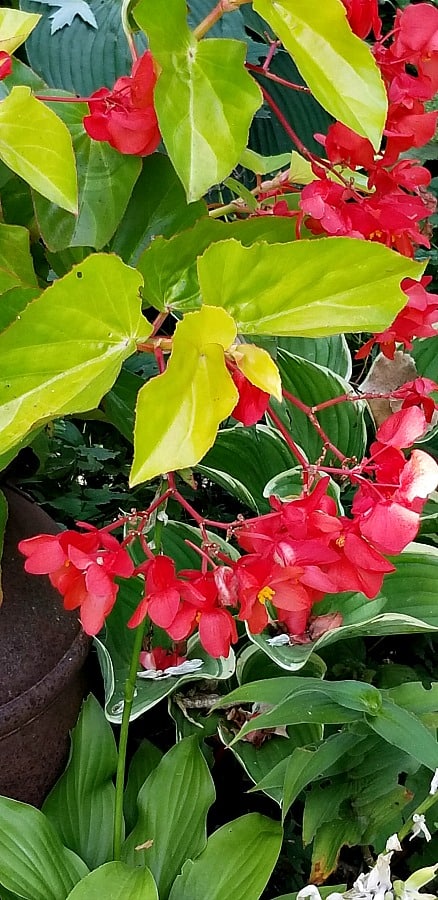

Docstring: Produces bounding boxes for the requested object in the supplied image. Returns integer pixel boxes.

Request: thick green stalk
[113,618,147,860]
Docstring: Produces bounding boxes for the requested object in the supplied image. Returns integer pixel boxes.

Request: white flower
[267,634,291,646]
[297,887,322,900]
[386,835,402,853]
[409,814,432,843]
[429,768,438,796]
[137,659,204,680]
[345,851,393,900]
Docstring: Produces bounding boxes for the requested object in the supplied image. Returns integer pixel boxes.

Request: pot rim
[0,627,91,737]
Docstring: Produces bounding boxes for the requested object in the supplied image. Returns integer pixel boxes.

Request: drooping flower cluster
[83,50,161,156]
[17,401,438,658]
[297,3,438,259]
[18,526,134,635]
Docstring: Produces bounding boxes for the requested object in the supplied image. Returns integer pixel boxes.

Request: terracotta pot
[0,487,91,807]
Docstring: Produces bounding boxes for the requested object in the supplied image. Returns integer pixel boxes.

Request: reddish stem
[246,63,311,93]
[282,389,348,463]
[266,404,310,474]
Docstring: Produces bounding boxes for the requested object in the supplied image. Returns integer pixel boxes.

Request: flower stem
[113,617,147,860]
[398,791,438,842]
[193,0,251,40]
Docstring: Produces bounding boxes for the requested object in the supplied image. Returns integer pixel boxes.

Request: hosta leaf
[66,863,158,900]
[168,813,282,900]
[33,100,141,251]
[277,335,351,379]
[273,350,366,464]
[197,238,425,337]
[21,0,145,95]
[0,87,77,211]
[124,740,163,834]
[367,699,438,771]
[130,306,238,485]
[122,737,215,899]
[0,797,88,900]
[0,254,149,457]
[42,695,118,869]
[253,0,387,149]
[134,0,262,201]
[197,423,296,513]
[0,8,40,52]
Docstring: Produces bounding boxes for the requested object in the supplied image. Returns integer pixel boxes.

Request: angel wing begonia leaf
[0,8,40,52]
[0,86,77,212]
[0,254,149,458]
[131,306,238,485]
[253,0,387,150]
[134,0,262,201]
[196,238,426,337]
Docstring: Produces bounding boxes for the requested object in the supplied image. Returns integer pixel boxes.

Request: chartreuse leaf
[65,863,158,900]
[168,813,282,900]
[0,8,40,52]
[233,343,282,399]
[139,216,299,314]
[253,0,387,149]
[0,797,88,900]
[0,87,77,211]
[0,222,39,330]
[240,147,290,175]
[134,0,262,201]
[42,695,117,869]
[122,736,215,900]
[130,306,238,485]
[33,100,141,251]
[197,238,425,337]
[0,254,149,458]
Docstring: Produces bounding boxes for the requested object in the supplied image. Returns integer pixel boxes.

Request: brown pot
[0,487,91,807]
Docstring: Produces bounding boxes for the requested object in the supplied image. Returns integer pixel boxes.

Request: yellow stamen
[336,535,346,548]
[257,585,275,605]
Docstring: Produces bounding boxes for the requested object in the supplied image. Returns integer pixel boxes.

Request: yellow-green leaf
[232,343,282,401]
[0,87,77,212]
[131,306,238,485]
[0,8,40,53]
[197,238,426,337]
[254,0,387,149]
[134,0,262,201]
[0,254,150,457]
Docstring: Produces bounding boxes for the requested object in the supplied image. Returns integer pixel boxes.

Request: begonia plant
[0,0,437,895]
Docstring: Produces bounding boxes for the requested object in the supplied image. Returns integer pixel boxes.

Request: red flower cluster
[83,51,161,156]
[352,406,438,554]
[18,526,134,635]
[297,3,438,258]
[356,275,438,359]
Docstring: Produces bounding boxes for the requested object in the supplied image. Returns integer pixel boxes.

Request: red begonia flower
[392,377,438,423]
[0,52,12,80]
[19,527,134,635]
[340,0,381,39]
[322,122,376,170]
[227,363,270,426]
[374,405,428,449]
[83,50,161,156]
[128,554,182,629]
